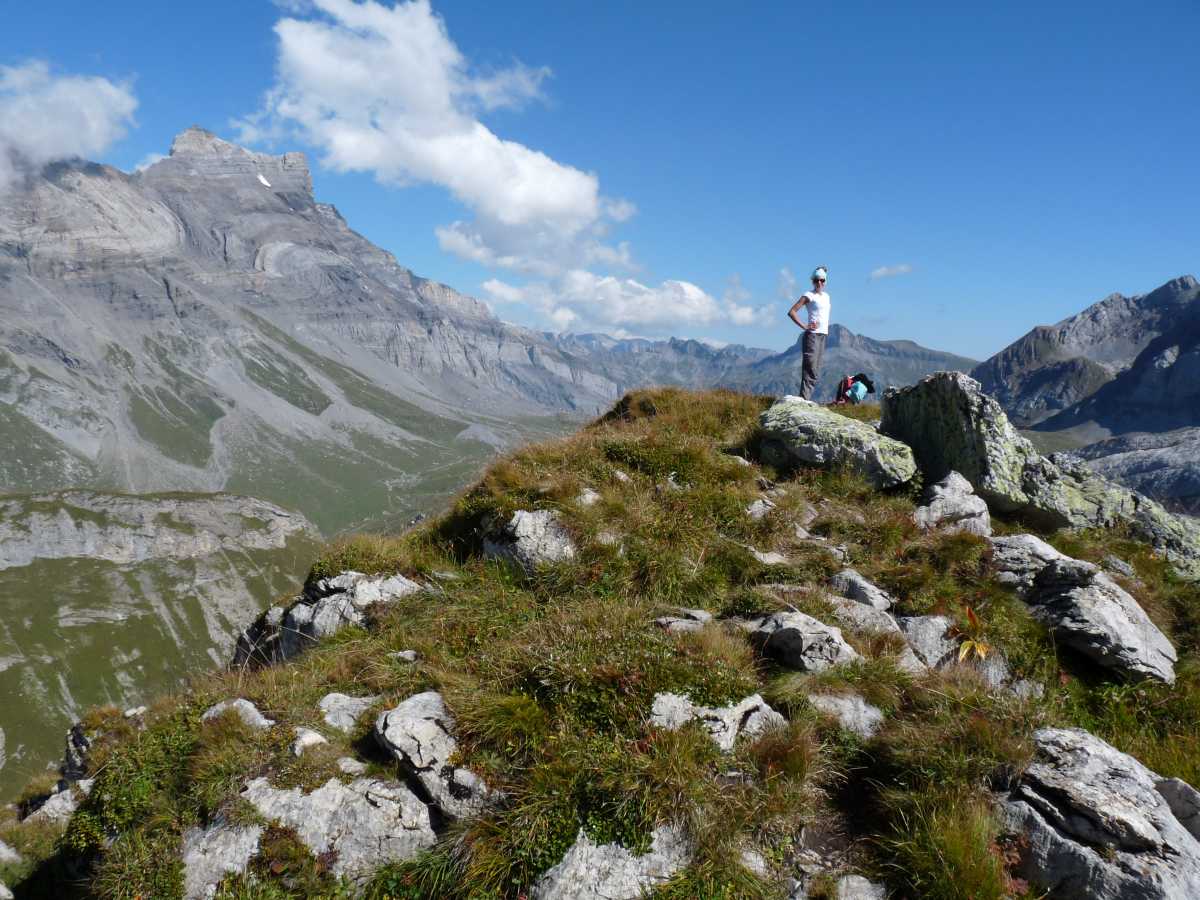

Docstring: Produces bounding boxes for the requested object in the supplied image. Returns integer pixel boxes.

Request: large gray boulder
[483,509,577,571]
[913,471,991,536]
[758,399,917,489]
[829,569,894,610]
[375,691,499,818]
[532,825,690,900]
[749,612,860,672]
[1001,727,1200,898]
[898,615,1011,688]
[881,373,1200,578]
[233,571,423,666]
[649,693,786,751]
[1029,558,1176,683]
[242,776,435,882]
[989,533,1069,594]
[181,820,263,900]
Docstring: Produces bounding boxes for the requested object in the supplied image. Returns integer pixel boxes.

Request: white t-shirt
[800,290,831,335]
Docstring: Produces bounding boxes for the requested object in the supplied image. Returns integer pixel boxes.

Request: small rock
[654,607,713,635]
[483,509,577,571]
[0,884,11,900]
[292,727,328,757]
[242,777,435,881]
[532,825,690,900]
[1011,679,1045,701]
[123,705,148,719]
[750,548,790,566]
[319,693,381,734]
[825,596,926,674]
[338,757,369,776]
[25,785,78,824]
[375,691,499,818]
[833,874,888,899]
[577,488,602,507]
[750,612,860,672]
[181,820,264,900]
[1103,553,1137,579]
[649,693,786,752]
[740,847,770,877]
[897,616,958,669]
[0,838,21,865]
[201,699,275,731]
[746,498,777,521]
[389,649,419,663]
[1157,778,1200,841]
[913,470,992,536]
[989,534,1069,594]
[829,569,894,611]
[612,469,631,483]
[807,693,885,739]
[731,454,752,467]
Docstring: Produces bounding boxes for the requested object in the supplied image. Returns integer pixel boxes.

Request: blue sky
[3,0,1197,359]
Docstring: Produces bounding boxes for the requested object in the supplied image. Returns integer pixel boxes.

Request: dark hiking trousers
[799,330,826,400]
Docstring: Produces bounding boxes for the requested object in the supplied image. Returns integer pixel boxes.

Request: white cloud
[0,61,137,191]
[241,0,631,275]
[133,152,167,172]
[777,266,798,299]
[869,263,913,280]
[723,273,772,326]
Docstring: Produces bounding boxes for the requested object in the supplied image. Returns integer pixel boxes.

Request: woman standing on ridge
[787,266,831,400]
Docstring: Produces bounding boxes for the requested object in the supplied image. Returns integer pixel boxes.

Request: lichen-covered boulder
[881,373,1200,578]
[749,612,860,672]
[483,509,577,571]
[758,399,917,489]
[1001,728,1200,898]
[532,825,690,900]
[649,693,786,751]
[181,820,263,900]
[1029,558,1176,684]
[375,691,499,818]
[241,777,435,882]
[913,471,992,536]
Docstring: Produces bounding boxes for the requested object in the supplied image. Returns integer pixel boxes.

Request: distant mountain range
[971,275,1200,513]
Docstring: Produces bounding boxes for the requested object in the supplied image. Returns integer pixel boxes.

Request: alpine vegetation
[3,384,1200,899]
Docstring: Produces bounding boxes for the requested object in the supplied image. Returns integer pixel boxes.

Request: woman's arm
[787,296,809,329]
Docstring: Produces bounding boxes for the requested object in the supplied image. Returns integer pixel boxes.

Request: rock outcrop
[375,691,499,818]
[758,399,917,489]
[806,693,884,739]
[482,510,577,571]
[1001,727,1200,898]
[233,571,423,666]
[912,471,991,536]
[181,820,264,900]
[881,372,1200,578]
[319,692,381,733]
[241,776,436,881]
[532,825,691,900]
[649,693,786,751]
[829,569,894,611]
[748,612,860,672]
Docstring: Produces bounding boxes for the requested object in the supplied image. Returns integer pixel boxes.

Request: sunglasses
[813,278,826,284]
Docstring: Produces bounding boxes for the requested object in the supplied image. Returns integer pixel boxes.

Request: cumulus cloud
[0,61,137,191]
[241,0,630,275]
[723,274,772,326]
[777,266,799,299]
[133,152,167,172]
[869,263,913,280]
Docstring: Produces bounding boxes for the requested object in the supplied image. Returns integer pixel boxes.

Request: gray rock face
[1029,558,1176,683]
[806,693,884,739]
[0,838,19,865]
[989,533,1069,593]
[829,569,894,611]
[833,874,889,900]
[482,510,577,572]
[913,471,992,536]
[750,612,860,672]
[181,820,263,900]
[649,693,786,751]
[881,372,1200,578]
[233,571,422,666]
[0,884,10,900]
[375,691,498,818]
[242,776,435,881]
[319,692,381,734]
[1001,727,1200,898]
[25,783,79,824]
[201,699,275,731]
[824,596,926,674]
[758,399,917,489]
[531,824,691,900]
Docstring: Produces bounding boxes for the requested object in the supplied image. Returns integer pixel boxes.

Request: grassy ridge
[3,388,1199,899]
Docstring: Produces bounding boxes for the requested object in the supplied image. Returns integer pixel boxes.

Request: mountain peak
[169,126,241,158]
